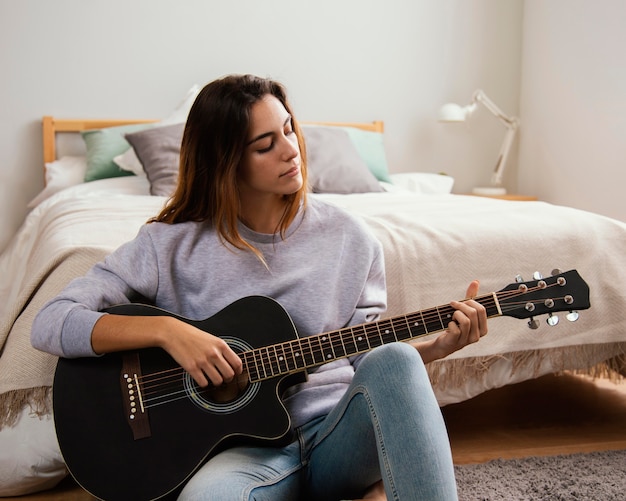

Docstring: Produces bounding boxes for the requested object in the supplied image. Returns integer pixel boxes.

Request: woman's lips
[281,165,300,177]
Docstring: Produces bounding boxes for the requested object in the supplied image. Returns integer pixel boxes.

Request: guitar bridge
[120,352,151,440]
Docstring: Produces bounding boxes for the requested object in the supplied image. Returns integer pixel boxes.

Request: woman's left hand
[413,280,488,363]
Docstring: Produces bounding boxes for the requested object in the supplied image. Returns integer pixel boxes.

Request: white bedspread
[2,179,626,424]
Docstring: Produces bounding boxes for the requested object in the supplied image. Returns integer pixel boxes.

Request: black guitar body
[53,296,305,501]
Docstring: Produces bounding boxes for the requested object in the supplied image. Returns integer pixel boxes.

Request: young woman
[32,74,487,500]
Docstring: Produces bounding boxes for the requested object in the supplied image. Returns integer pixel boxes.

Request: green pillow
[82,123,154,182]
[339,127,391,183]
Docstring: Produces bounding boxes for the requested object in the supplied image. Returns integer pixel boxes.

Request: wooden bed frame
[42,116,384,165]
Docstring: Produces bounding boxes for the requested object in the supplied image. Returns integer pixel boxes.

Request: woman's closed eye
[257,141,274,154]
[256,128,294,154]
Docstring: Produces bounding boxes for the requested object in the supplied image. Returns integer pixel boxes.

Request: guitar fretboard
[243,294,501,382]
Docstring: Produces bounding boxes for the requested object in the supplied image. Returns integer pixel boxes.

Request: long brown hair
[152,74,308,260]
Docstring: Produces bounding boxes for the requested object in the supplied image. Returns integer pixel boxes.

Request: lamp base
[472,186,507,196]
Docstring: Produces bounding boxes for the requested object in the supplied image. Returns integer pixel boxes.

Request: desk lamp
[439,90,519,196]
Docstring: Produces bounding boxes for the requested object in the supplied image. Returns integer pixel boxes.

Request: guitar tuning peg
[533,271,543,280]
[515,274,524,283]
[546,313,559,326]
[551,268,562,276]
[528,318,540,330]
[566,311,580,322]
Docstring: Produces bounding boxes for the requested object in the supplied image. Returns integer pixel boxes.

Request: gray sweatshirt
[31,197,386,428]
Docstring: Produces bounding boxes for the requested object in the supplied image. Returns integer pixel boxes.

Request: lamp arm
[473,89,517,127]
[470,90,519,187]
[491,119,519,187]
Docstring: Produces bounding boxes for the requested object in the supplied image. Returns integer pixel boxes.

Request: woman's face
[238,94,303,201]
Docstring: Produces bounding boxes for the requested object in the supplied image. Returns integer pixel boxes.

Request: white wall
[0,0,523,253]
[519,0,626,222]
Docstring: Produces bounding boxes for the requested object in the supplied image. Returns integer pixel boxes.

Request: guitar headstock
[497,269,590,328]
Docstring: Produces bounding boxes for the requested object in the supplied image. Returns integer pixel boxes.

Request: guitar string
[134,283,568,407]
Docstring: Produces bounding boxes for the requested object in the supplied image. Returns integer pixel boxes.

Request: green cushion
[81,123,153,182]
[339,127,391,183]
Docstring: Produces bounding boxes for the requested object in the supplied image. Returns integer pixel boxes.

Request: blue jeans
[178,343,458,500]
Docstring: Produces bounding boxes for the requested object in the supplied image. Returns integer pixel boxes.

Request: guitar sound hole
[184,337,261,414]
[201,374,250,404]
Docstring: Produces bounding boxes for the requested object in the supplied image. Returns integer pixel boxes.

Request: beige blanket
[0,248,109,426]
[2,191,626,426]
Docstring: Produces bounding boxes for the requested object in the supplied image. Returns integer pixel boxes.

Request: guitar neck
[243,292,501,382]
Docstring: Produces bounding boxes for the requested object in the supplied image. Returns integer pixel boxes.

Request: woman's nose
[280,134,299,161]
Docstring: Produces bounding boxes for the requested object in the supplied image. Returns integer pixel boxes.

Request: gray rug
[454,449,626,500]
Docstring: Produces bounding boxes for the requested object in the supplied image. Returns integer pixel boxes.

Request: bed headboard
[41,116,384,165]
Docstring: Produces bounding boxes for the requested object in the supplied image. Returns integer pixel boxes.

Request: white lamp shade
[438,103,471,122]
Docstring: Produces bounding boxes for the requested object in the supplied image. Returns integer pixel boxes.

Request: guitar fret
[244,353,258,382]
[257,349,267,379]
[312,336,325,365]
[300,337,315,367]
[442,306,455,328]
[434,307,445,330]
[351,325,369,353]
[321,334,335,361]
[344,327,358,355]
[363,325,375,349]
[393,316,411,341]
[276,347,285,373]
[253,349,263,379]
[316,337,325,362]
[330,331,346,359]
[423,308,439,333]
[405,313,427,338]
[301,337,317,366]
[273,345,286,374]
[264,347,275,377]
[288,340,303,370]
[378,319,396,345]
[283,343,296,372]
[419,310,428,334]
[340,331,349,356]
[371,323,384,348]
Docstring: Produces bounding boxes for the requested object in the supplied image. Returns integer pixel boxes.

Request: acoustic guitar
[53,269,589,500]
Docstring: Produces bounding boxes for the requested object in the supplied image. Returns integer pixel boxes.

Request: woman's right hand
[91,314,243,387]
[158,316,243,387]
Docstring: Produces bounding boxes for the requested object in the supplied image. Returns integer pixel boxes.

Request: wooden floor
[445,372,626,464]
[7,373,626,500]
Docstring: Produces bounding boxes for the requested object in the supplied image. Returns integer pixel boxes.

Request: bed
[2,91,626,495]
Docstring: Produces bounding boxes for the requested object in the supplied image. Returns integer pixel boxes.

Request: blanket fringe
[427,343,626,391]
[0,387,52,429]
[569,352,626,380]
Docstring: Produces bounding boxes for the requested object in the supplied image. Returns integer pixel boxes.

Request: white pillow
[27,156,87,208]
[0,404,67,496]
[114,84,201,175]
[386,173,455,194]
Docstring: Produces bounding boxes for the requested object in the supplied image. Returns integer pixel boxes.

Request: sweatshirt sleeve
[31,225,159,358]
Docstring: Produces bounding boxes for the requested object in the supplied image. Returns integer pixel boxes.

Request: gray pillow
[303,126,383,194]
[125,123,184,196]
